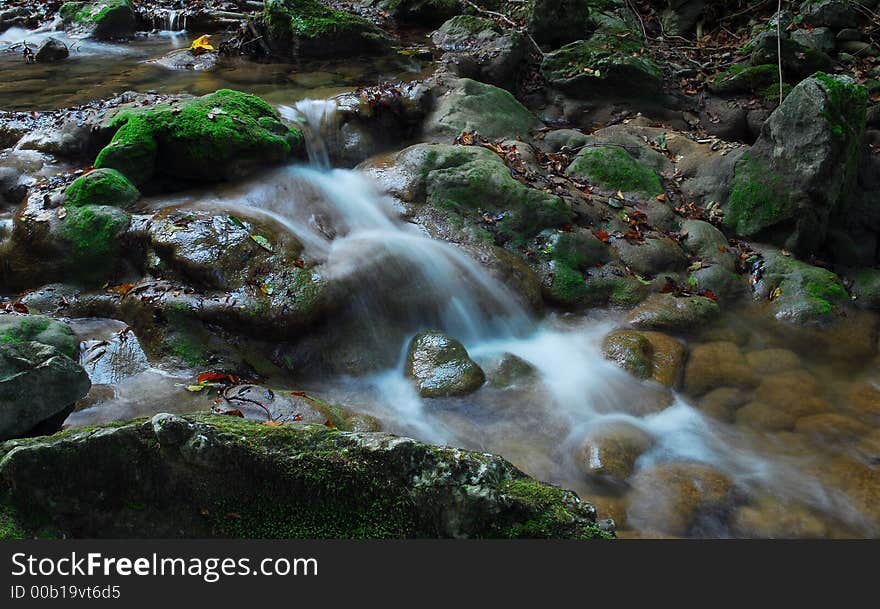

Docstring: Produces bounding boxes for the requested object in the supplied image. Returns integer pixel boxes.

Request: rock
[722,74,868,255]
[565,146,663,196]
[405,331,486,397]
[625,294,720,332]
[748,31,833,79]
[661,0,706,37]
[0,341,91,441]
[431,16,528,90]
[423,78,542,142]
[745,348,802,374]
[58,205,132,283]
[0,414,610,538]
[366,0,470,26]
[64,168,140,210]
[737,370,832,431]
[696,387,749,422]
[35,37,69,63]
[613,235,689,276]
[602,329,685,387]
[801,0,858,30]
[627,462,740,536]
[795,413,869,444]
[731,495,828,538]
[60,1,137,40]
[150,49,219,71]
[80,330,149,386]
[576,420,654,492]
[791,27,837,54]
[851,268,880,310]
[518,0,592,48]
[94,89,304,186]
[262,0,392,58]
[684,341,756,396]
[0,315,78,359]
[845,380,880,421]
[541,35,663,99]
[482,353,537,389]
[810,456,880,531]
[753,248,848,324]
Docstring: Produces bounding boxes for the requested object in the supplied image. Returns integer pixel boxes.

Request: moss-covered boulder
[566,146,663,196]
[94,89,304,186]
[747,31,833,80]
[405,330,485,397]
[710,64,786,98]
[541,33,663,99]
[0,315,78,360]
[0,413,611,538]
[59,204,131,282]
[423,78,543,142]
[415,144,572,245]
[722,73,867,255]
[59,1,136,40]
[0,341,90,441]
[263,0,392,58]
[64,168,139,209]
[602,329,686,386]
[625,293,720,331]
[576,420,654,491]
[753,248,849,324]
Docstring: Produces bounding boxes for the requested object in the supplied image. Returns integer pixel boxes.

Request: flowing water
[3,25,879,538]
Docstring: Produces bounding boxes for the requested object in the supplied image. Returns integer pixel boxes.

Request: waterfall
[278,100,339,169]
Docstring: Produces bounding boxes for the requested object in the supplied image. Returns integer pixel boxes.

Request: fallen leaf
[656,193,666,202]
[197,372,229,384]
[291,391,308,397]
[262,420,284,427]
[250,234,273,252]
[189,34,215,55]
[185,384,207,392]
[595,230,610,243]
[219,409,244,418]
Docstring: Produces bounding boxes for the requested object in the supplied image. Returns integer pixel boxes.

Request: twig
[777,0,784,101]
[460,0,545,57]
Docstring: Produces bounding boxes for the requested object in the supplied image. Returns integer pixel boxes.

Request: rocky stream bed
[1,0,879,539]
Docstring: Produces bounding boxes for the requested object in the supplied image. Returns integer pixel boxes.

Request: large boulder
[59,1,136,40]
[0,414,611,538]
[423,78,543,142]
[722,74,868,255]
[565,146,663,196]
[625,294,720,331]
[94,89,304,186]
[263,0,392,58]
[64,168,140,209]
[0,315,78,359]
[405,330,485,397]
[35,37,69,63]
[0,341,90,441]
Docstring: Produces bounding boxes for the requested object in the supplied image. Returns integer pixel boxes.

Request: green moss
[567,146,662,195]
[164,333,209,368]
[501,479,612,540]
[0,501,26,540]
[59,204,131,281]
[725,154,794,237]
[95,89,302,185]
[0,316,78,359]
[541,36,662,94]
[65,168,140,209]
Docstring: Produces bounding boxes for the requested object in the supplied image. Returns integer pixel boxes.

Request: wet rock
[0,414,609,539]
[481,353,537,389]
[14,121,97,159]
[576,420,654,492]
[735,401,798,432]
[794,413,869,444]
[791,27,837,54]
[801,0,858,30]
[0,341,91,441]
[80,330,150,386]
[150,49,219,71]
[35,37,69,63]
[432,16,528,90]
[845,380,880,421]
[641,331,687,387]
[602,330,654,380]
[684,341,756,396]
[810,456,880,532]
[627,462,740,537]
[855,429,880,464]
[661,0,706,37]
[851,268,880,310]
[626,294,720,332]
[753,248,849,325]
[745,348,802,374]
[423,77,542,142]
[747,31,833,79]
[262,0,392,59]
[737,370,832,431]
[60,1,137,40]
[405,331,486,398]
[731,495,828,538]
[93,89,304,186]
[613,236,689,276]
[696,387,749,422]
[65,168,140,210]
[722,74,867,256]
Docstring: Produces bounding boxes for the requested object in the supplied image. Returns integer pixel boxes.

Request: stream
[3,25,880,539]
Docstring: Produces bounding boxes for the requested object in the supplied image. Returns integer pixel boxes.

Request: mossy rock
[59,204,131,282]
[0,413,611,539]
[566,146,663,196]
[420,144,572,245]
[94,89,304,186]
[405,330,485,397]
[625,293,720,331]
[541,35,662,99]
[851,268,880,310]
[59,1,136,40]
[64,168,140,209]
[264,0,392,58]
[602,330,653,379]
[756,249,848,324]
[423,78,543,142]
[0,315,78,360]
[710,64,786,98]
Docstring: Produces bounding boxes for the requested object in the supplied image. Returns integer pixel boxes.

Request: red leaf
[197,372,230,384]
[11,302,28,314]
[219,409,244,418]
[701,290,718,301]
[290,390,307,397]
[595,230,610,243]
[292,414,304,422]
[293,260,305,269]
[324,419,336,428]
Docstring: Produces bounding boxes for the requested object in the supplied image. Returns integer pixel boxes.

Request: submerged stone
[625,294,720,331]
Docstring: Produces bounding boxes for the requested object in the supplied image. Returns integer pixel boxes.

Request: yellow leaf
[189,35,215,55]
[770,287,782,301]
